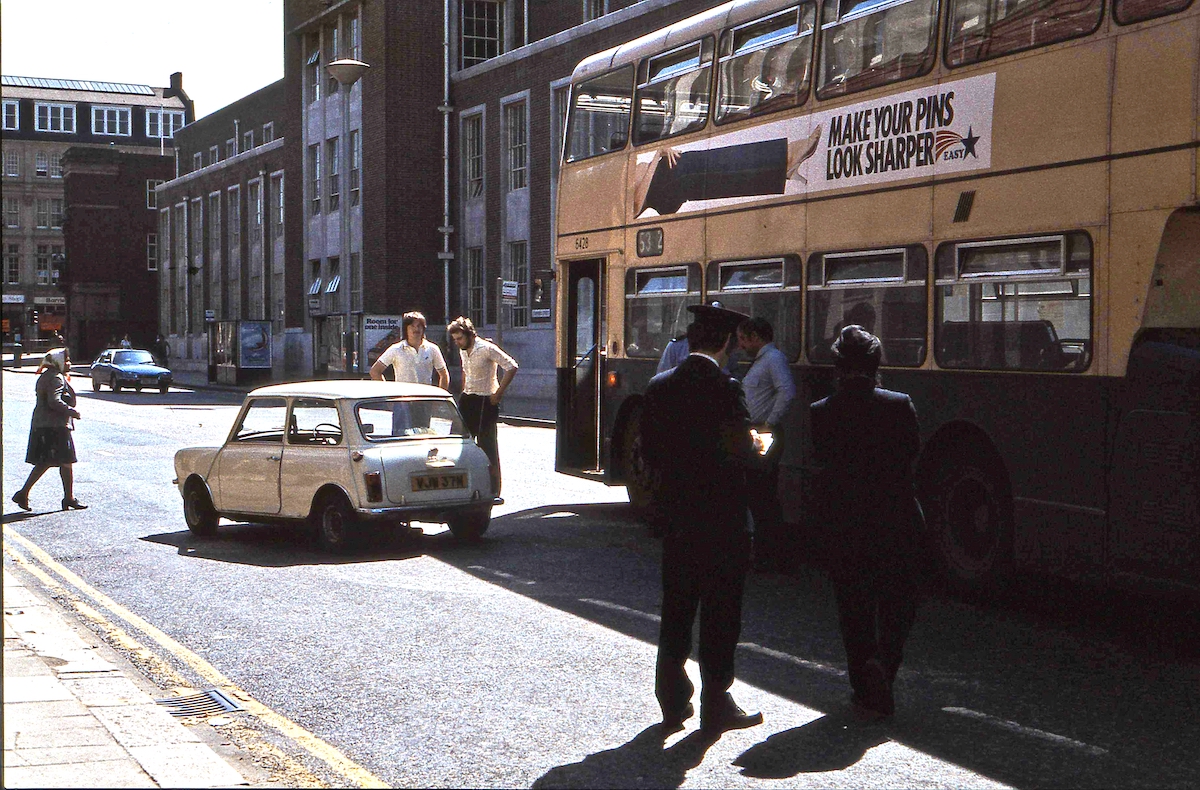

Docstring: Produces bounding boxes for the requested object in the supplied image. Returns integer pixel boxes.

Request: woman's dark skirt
[26,426,77,465]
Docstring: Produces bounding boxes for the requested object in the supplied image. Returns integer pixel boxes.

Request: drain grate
[155,688,243,718]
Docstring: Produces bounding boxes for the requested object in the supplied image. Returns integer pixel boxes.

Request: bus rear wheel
[925,447,1013,594]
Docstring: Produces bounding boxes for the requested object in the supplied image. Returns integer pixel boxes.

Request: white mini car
[173,381,497,550]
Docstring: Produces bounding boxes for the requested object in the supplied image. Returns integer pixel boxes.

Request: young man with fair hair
[447,316,518,496]
[369,312,449,389]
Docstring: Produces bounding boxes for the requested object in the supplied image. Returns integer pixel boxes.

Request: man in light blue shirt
[737,317,796,572]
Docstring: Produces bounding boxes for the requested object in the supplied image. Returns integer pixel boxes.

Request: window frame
[623,262,703,359]
[707,256,804,360]
[933,231,1094,372]
[1112,0,1194,24]
[308,143,322,216]
[461,0,505,69]
[35,152,49,178]
[5,244,20,285]
[91,105,132,136]
[3,100,19,131]
[147,233,159,272]
[944,0,1106,69]
[633,38,716,147]
[287,398,344,446]
[565,65,635,163]
[805,244,930,367]
[462,112,485,199]
[4,197,20,229]
[35,102,76,133]
[146,109,185,138]
[503,100,528,192]
[714,3,817,125]
[349,129,361,206]
[507,240,530,327]
[817,0,940,99]
[326,137,341,211]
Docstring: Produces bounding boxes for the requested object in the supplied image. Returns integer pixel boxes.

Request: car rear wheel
[620,406,655,514]
[159,384,170,394]
[183,481,219,537]
[313,492,359,553]
[110,375,121,392]
[447,508,491,542]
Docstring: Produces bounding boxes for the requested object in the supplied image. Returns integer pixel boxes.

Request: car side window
[288,399,342,445]
[99,352,111,363]
[233,398,287,443]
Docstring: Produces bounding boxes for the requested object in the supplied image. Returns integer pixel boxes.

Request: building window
[349,129,361,206]
[463,114,483,199]
[5,244,19,284]
[350,252,362,312]
[309,259,322,297]
[147,233,159,271]
[326,256,342,312]
[250,181,262,229]
[309,144,322,215]
[92,106,131,136]
[35,103,75,133]
[244,129,255,151]
[209,145,220,165]
[584,0,608,21]
[146,179,163,209]
[262,122,275,144]
[228,187,241,248]
[226,138,237,159]
[466,247,485,326]
[50,153,63,178]
[2,100,18,131]
[307,35,322,104]
[50,198,64,229]
[508,241,529,327]
[208,192,221,255]
[327,137,340,211]
[5,197,19,228]
[271,174,284,238]
[461,1,503,68]
[193,151,203,171]
[146,109,185,138]
[50,245,63,285]
[350,15,361,59]
[36,152,49,177]
[36,199,50,228]
[504,101,527,191]
[36,245,51,284]
[4,151,19,177]
[327,23,341,95]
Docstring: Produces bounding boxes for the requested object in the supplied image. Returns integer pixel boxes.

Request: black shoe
[856,658,894,717]
[12,491,31,511]
[700,693,763,732]
[660,702,694,732]
[62,498,88,510]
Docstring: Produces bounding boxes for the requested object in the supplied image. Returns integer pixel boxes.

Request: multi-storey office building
[62,147,175,358]
[1,74,192,351]
[157,80,291,384]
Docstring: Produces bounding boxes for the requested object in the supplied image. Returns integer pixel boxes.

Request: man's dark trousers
[833,571,918,710]
[656,529,752,716]
[746,429,786,568]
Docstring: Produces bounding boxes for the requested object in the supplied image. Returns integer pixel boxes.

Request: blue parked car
[90,348,173,393]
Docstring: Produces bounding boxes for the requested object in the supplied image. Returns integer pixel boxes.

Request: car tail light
[364,471,383,502]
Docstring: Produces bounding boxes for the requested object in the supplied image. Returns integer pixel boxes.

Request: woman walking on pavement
[11,348,88,512]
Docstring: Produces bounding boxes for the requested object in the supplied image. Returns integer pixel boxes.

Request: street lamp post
[325,58,369,375]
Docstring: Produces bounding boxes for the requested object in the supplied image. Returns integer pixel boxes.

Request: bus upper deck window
[633,39,714,146]
[715,4,817,124]
[945,0,1104,67]
[567,66,634,163]
[817,0,938,100]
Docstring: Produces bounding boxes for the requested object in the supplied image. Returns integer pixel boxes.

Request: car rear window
[355,398,468,441]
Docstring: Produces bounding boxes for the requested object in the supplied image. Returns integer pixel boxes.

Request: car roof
[247,380,452,400]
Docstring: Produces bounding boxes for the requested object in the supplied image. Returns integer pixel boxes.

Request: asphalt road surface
[3,370,1199,788]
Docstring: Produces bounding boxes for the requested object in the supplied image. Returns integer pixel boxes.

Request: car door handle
[267,454,280,461]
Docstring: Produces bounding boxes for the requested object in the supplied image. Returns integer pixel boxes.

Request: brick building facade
[1,74,192,355]
[156,80,291,384]
[61,148,176,358]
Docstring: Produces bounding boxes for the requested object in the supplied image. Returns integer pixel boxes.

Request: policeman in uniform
[641,302,764,733]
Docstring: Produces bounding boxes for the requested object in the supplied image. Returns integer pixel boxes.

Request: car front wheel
[313,493,359,553]
[183,481,219,536]
[91,375,100,392]
[447,508,491,542]
[159,383,170,394]
[110,375,121,392]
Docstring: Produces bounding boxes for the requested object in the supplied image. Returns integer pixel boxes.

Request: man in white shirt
[369,312,449,388]
[447,316,518,497]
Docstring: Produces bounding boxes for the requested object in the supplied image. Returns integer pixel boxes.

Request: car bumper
[356,496,503,521]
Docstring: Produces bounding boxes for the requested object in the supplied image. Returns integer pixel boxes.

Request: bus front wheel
[620,407,655,513]
[925,447,1013,594]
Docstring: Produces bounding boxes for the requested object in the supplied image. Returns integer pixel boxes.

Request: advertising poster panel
[239,321,272,369]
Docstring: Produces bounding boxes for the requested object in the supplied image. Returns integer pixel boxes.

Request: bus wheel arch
[917,422,1015,594]
[611,396,654,511]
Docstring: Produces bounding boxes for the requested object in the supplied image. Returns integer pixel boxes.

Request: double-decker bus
[553,0,1199,593]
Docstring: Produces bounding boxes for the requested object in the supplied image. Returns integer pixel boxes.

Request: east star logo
[934,126,981,161]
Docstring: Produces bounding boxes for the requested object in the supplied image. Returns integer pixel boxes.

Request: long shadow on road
[142,503,1200,789]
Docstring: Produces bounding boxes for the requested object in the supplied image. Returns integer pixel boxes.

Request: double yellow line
[3,523,388,789]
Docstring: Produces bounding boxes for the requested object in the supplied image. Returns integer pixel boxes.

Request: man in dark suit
[810,325,924,720]
[641,302,764,733]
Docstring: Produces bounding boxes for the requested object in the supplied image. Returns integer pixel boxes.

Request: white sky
[1,0,284,120]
